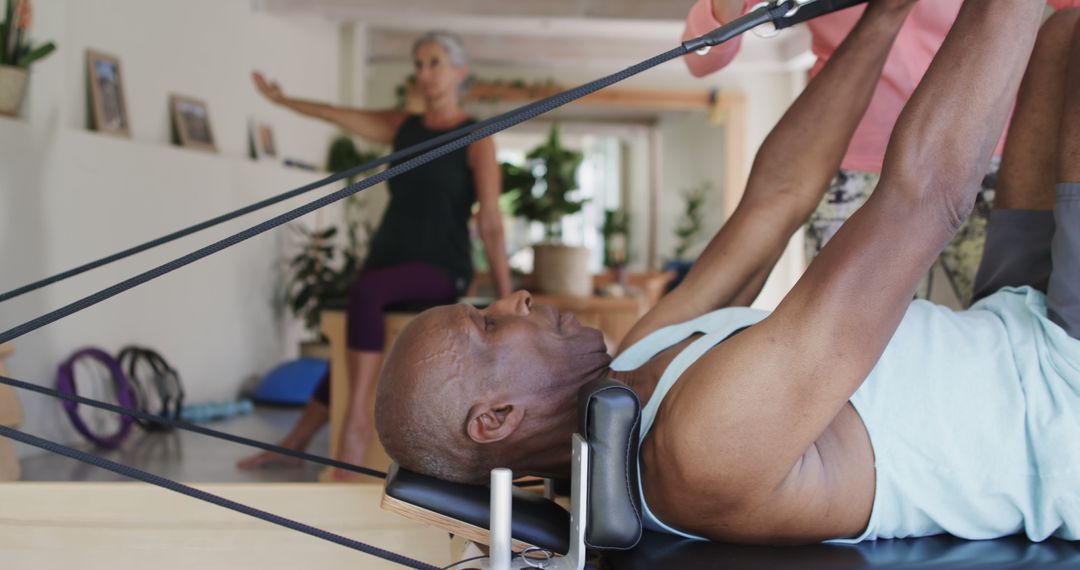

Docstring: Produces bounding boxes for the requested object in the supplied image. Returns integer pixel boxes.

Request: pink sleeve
[682,0,754,78]
[1048,0,1080,8]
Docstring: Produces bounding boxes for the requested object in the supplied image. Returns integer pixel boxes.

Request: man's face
[418,291,610,400]
[375,292,611,480]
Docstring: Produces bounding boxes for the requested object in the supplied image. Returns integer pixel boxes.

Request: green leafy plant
[284,225,361,335]
[0,0,55,69]
[673,182,710,261]
[280,136,381,336]
[502,124,586,241]
[327,134,382,184]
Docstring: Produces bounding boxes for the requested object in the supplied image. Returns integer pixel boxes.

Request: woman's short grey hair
[412,30,469,68]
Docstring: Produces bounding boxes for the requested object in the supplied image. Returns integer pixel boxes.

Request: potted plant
[0,0,55,117]
[502,124,590,296]
[664,182,711,291]
[282,136,379,356]
[284,225,361,355]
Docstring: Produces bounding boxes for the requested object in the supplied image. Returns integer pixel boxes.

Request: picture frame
[170,94,216,152]
[248,119,276,160]
[86,50,131,137]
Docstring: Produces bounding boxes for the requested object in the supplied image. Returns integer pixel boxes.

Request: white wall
[1,0,349,454]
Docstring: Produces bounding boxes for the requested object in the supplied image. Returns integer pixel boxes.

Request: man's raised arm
[671,0,1046,506]
[622,0,919,352]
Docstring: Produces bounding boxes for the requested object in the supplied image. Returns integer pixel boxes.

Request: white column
[338,22,370,107]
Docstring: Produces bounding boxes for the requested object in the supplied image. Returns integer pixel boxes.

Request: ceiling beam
[253,0,698,22]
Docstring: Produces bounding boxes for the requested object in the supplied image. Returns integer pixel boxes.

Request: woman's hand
[252,71,285,104]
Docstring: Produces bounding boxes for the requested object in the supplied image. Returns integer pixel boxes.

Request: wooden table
[0,482,449,569]
[0,343,20,481]
[319,293,647,480]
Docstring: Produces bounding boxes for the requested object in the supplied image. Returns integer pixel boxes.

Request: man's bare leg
[1047,14,1080,339]
[996,10,1079,211]
[971,9,1080,300]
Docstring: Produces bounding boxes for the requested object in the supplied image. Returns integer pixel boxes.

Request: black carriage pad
[606,530,1080,570]
[382,463,571,554]
[380,377,644,556]
[577,378,643,550]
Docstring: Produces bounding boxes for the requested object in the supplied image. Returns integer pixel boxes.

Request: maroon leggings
[312,262,457,405]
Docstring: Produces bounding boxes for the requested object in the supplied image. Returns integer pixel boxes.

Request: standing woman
[239,31,513,475]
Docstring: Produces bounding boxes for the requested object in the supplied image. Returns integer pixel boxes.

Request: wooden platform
[0,482,449,569]
[0,343,20,481]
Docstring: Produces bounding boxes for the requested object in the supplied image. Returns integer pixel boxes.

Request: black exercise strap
[0,1,856,308]
[0,49,696,346]
[0,99,536,305]
[0,424,441,570]
[0,373,546,487]
[0,3,797,348]
[0,1,865,565]
[1,373,386,479]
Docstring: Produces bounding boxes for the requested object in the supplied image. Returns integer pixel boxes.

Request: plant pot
[0,65,28,118]
[533,244,591,297]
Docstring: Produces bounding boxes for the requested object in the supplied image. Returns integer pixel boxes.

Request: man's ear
[465,402,523,444]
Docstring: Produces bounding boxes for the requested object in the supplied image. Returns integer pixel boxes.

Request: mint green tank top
[611,287,1080,543]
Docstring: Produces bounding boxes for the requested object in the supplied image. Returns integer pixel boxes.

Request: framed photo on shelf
[170,95,216,152]
[86,50,131,136]
[248,119,276,160]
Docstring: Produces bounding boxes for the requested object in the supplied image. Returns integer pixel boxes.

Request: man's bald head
[375,292,611,484]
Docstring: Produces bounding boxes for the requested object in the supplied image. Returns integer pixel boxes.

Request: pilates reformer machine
[379,378,1080,570]
[5,0,1080,568]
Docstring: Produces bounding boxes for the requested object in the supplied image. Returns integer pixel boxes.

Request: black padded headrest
[383,464,571,554]
[578,377,643,550]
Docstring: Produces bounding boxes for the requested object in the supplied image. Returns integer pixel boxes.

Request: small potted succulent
[0,0,56,117]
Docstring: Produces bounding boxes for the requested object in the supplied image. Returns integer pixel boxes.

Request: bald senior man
[375,0,1080,544]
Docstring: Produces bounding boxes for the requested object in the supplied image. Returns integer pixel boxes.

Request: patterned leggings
[803,159,1000,305]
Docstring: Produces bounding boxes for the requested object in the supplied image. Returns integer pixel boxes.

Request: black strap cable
[1,374,386,479]
[0,50,644,306]
[0,1,847,306]
[0,424,441,570]
[0,373,546,487]
[0,1,865,565]
[0,43,707,346]
[0,0,805,343]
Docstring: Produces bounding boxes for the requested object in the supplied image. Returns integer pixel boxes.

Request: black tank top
[364,115,478,295]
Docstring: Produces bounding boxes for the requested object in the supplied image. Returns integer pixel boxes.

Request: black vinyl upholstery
[606,530,1080,570]
[383,464,571,554]
[382,377,644,555]
[577,378,643,550]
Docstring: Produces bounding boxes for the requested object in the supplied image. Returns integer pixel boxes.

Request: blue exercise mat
[252,358,328,405]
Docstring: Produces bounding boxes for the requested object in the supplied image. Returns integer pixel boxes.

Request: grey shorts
[972,183,1080,339]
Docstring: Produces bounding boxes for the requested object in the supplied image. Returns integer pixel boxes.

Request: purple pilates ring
[55,347,137,449]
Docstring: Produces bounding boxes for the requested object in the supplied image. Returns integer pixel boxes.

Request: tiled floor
[20,405,330,483]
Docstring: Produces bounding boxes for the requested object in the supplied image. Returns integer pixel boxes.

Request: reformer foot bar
[0,2,877,569]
